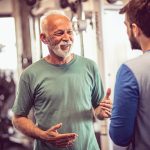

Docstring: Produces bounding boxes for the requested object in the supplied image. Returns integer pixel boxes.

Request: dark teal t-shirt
[12,54,104,150]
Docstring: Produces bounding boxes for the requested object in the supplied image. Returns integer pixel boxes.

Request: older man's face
[46,16,74,58]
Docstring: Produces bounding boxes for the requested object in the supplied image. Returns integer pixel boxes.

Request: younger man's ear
[40,33,48,44]
[131,23,140,37]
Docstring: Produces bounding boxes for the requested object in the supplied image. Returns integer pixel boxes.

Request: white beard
[52,41,73,58]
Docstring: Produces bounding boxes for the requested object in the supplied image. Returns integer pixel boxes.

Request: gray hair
[40,10,69,32]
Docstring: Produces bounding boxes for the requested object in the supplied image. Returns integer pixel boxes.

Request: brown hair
[119,0,150,37]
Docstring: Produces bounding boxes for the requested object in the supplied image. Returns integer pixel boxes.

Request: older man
[12,11,112,150]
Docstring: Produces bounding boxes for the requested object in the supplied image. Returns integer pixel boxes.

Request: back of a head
[120,0,150,38]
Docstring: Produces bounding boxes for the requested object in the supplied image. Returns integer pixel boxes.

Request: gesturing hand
[99,88,112,118]
[41,123,78,148]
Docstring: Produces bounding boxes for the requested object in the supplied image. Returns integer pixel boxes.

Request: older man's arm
[12,115,78,148]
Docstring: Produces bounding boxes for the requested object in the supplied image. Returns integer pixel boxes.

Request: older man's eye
[54,33,62,36]
[54,31,64,36]
[67,30,73,35]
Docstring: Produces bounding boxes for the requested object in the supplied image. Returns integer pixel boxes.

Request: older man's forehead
[49,17,72,27]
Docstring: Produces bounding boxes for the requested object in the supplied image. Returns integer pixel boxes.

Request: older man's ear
[40,33,48,44]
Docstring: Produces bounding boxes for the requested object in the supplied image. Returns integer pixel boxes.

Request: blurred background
[0,0,142,149]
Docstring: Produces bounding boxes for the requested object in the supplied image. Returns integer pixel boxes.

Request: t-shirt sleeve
[109,64,139,146]
[91,62,104,108]
[12,73,34,116]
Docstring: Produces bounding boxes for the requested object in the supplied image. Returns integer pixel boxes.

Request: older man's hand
[41,123,78,148]
[95,88,112,119]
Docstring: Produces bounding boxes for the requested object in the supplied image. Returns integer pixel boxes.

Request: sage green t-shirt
[12,54,104,150]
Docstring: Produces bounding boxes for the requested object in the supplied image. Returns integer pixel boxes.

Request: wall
[0,0,13,15]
